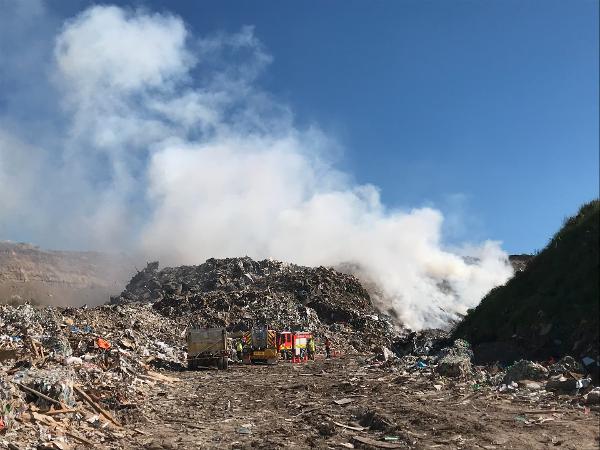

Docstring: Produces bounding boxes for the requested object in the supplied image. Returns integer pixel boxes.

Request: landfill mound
[454,199,600,363]
[1,302,598,447]
[111,257,396,351]
[3,255,597,447]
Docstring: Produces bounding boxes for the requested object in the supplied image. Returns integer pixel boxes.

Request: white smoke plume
[0,4,513,329]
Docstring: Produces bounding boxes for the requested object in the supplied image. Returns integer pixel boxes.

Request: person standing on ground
[308,336,316,360]
[236,339,243,362]
[325,337,331,359]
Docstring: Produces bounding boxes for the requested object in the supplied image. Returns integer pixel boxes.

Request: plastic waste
[96,338,111,350]
[64,356,83,365]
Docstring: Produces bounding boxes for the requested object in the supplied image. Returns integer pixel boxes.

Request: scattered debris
[584,387,600,405]
[392,329,450,356]
[503,360,549,384]
[352,435,404,449]
[548,355,584,375]
[435,339,473,378]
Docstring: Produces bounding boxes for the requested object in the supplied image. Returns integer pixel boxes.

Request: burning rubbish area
[0,0,597,448]
[0,256,599,449]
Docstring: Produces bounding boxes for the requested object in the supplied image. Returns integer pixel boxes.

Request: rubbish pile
[1,256,597,447]
[0,303,185,448]
[0,257,400,447]
[111,257,396,351]
[391,328,451,356]
[368,332,598,411]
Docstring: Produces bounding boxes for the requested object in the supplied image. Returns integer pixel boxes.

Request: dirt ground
[109,355,600,449]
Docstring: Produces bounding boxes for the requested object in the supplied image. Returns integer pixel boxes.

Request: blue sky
[148,0,598,253]
[5,0,600,254]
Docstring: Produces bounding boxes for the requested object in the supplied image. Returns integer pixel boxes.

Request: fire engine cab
[278,331,313,362]
[244,326,313,364]
[278,331,293,360]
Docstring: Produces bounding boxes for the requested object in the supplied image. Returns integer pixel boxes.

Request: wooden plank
[333,421,365,431]
[14,382,62,407]
[43,408,80,416]
[352,436,404,448]
[65,430,95,447]
[73,385,122,427]
[334,398,354,405]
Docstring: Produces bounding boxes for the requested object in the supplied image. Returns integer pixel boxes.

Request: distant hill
[0,241,135,306]
[454,200,599,362]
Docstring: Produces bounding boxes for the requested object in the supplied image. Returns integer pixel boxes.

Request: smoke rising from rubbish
[0,4,513,329]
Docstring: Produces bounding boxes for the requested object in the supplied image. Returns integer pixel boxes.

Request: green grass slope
[454,200,599,362]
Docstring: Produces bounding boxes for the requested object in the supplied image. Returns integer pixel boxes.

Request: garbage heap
[372,330,600,408]
[0,257,398,447]
[0,302,185,447]
[111,257,396,351]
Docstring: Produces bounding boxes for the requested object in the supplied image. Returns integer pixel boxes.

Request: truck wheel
[188,359,197,370]
[267,358,278,365]
[217,357,223,370]
[222,357,229,370]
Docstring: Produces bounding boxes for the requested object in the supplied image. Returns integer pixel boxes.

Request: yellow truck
[244,325,279,364]
[186,327,229,370]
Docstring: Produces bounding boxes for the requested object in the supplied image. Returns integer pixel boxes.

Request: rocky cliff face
[0,241,135,306]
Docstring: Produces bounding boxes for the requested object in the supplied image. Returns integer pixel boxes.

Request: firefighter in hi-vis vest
[308,337,316,360]
[236,339,243,361]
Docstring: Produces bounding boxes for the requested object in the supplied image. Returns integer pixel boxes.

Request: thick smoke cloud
[0,4,513,329]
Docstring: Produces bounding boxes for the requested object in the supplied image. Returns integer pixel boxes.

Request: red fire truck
[278,331,313,362]
[244,326,313,364]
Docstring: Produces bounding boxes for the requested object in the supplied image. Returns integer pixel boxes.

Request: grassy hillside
[454,200,599,362]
